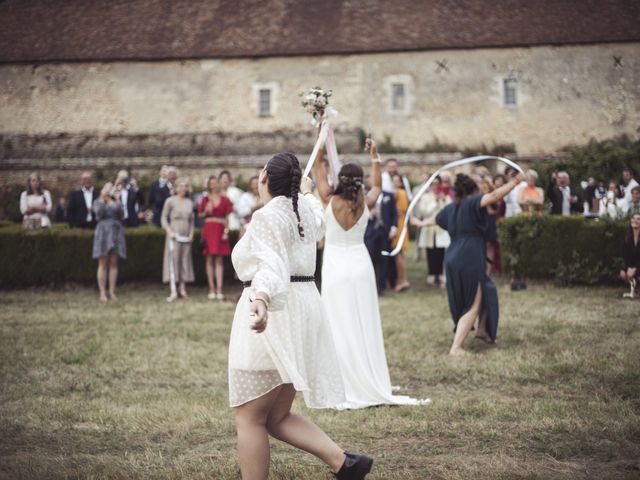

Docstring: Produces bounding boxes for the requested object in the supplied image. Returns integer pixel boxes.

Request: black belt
[243,275,315,288]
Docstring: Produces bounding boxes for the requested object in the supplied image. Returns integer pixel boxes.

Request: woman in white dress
[312,139,429,409]
[229,153,373,480]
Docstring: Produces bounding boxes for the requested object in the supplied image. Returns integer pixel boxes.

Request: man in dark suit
[364,179,398,294]
[115,170,145,227]
[67,171,99,228]
[547,171,583,215]
[148,165,173,227]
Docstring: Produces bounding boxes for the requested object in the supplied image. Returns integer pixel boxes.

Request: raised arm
[364,138,382,209]
[481,172,525,208]
[311,145,333,207]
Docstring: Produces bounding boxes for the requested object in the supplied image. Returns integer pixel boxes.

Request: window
[391,83,406,112]
[383,75,413,115]
[258,88,271,116]
[253,82,278,117]
[503,78,517,107]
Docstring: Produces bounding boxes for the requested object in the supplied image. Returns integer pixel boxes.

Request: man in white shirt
[503,167,527,217]
[381,158,412,199]
[67,171,98,228]
[547,171,583,215]
[622,168,639,204]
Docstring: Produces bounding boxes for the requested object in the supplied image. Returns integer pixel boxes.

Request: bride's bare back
[331,195,365,231]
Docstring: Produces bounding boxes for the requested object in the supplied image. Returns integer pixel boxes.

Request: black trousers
[426,247,445,276]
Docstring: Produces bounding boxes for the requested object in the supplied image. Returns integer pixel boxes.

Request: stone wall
[1,42,638,155]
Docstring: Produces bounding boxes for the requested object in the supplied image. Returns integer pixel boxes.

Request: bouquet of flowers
[300,86,332,123]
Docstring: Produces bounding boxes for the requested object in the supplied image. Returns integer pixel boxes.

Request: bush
[498,215,627,285]
[535,135,640,190]
[0,224,239,288]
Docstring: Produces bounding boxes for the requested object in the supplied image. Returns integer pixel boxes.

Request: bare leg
[178,281,187,298]
[394,253,410,290]
[486,242,495,275]
[97,256,108,301]
[233,385,283,480]
[450,284,482,355]
[266,384,346,473]
[475,308,493,344]
[108,251,118,299]
[215,256,224,295]
[205,255,215,294]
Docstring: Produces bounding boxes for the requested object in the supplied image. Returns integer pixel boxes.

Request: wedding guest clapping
[92,182,126,302]
[198,175,234,300]
[548,171,583,215]
[20,172,52,229]
[228,152,372,479]
[620,213,640,298]
[115,170,144,227]
[161,178,195,301]
[412,175,451,287]
[67,171,98,228]
[599,181,628,220]
[517,169,545,216]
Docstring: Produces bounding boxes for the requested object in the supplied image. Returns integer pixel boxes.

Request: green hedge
[0,224,239,288]
[498,215,627,285]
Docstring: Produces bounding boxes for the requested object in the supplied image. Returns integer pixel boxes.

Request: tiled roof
[0,0,638,62]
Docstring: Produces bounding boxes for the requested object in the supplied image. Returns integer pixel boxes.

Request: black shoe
[336,451,373,479]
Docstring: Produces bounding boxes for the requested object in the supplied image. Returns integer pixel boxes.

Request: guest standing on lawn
[620,212,640,298]
[20,172,52,230]
[161,178,195,301]
[198,175,234,300]
[391,173,411,291]
[92,182,126,302]
[228,152,373,479]
[417,171,525,355]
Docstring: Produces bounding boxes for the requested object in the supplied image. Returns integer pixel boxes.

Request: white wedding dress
[321,199,430,409]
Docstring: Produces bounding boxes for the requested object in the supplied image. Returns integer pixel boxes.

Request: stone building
[0,0,639,216]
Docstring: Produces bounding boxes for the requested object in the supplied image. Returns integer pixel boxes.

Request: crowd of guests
[17,163,640,299]
[19,166,261,301]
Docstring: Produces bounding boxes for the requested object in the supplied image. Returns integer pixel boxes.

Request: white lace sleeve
[249,208,290,311]
[301,193,326,242]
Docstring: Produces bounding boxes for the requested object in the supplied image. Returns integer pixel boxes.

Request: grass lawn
[1,253,639,479]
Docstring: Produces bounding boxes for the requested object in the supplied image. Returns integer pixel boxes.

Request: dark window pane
[392,83,405,111]
[259,89,271,115]
[504,78,517,106]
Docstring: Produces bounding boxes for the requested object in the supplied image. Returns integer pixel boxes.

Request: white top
[20,190,52,222]
[416,192,451,249]
[504,181,526,217]
[599,196,629,219]
[225,185,244,230]
[236,191,258,220]
[228,194,345,408]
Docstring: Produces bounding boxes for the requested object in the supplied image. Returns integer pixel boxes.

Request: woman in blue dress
[417,171,524,355]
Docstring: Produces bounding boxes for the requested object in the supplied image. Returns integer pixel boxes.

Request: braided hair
[265,152,305,238]
[334,163,364,214]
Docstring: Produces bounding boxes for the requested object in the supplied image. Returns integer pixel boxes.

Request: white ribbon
[303,107,341,184]
[382,155,524,257]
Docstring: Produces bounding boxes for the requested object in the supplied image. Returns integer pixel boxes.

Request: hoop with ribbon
[382,155,525,257]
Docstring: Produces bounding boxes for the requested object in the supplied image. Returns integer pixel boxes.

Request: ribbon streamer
[303,107,340,184]
[382,155,524,257]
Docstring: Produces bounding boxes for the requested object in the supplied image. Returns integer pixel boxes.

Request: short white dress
[228,194,345,408]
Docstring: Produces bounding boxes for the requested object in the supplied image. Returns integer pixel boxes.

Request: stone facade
[1,43,638,156]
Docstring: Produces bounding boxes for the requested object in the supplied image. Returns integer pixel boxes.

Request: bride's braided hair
[265,152,305,239]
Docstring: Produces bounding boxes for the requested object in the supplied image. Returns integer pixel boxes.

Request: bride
[312,138,429,409]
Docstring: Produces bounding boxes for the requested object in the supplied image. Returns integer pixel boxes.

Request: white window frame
[253,82,278,117]
[503,77,518,107]
[383,74,414,115]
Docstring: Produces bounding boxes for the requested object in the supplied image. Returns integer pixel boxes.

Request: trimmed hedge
[0,224,239,287]
[498,215,627,285]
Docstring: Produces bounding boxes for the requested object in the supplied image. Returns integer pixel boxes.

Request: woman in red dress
[198,175,234,300]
